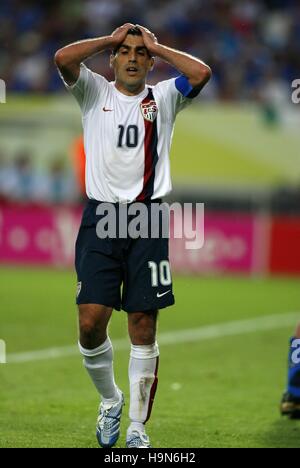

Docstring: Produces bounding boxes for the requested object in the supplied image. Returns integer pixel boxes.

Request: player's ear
[110,54,115,68]
[149,57,154,72]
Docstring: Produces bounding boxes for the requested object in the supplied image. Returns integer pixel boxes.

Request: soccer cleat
[126,429,152,448]
[96,392,125,448]
[280,391,300,419]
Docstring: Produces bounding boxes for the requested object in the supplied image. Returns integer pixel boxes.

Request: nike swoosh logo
[103,107,113,112]
[157,290,171,298]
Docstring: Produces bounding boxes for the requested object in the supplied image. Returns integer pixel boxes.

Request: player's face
[111,34,154,95]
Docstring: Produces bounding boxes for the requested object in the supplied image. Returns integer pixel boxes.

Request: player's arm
[137,25,211,91]
[54,23,135,85]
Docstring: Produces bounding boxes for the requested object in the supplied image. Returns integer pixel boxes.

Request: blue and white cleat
[96,392,124,448]
[126,429,152,448]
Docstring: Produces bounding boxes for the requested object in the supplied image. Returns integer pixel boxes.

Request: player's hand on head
[110,23,135,47]
[136,25,158,54]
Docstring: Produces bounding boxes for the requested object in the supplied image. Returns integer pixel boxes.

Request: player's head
[110,27,154,94]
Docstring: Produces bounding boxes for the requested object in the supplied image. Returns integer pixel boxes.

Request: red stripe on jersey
[137,118,154,201]
[136,89,158,201]
[144,356,159,424]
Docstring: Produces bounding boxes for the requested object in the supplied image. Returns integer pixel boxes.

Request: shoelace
[99,412,121,430]
[98,401,122,431]
[127,431,150,447]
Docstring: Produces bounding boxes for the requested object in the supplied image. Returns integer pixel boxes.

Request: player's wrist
[102,35,118,50]
[148,42,162,57]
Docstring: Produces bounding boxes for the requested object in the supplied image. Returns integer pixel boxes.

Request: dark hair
[112,26,149,56]
[127,27,142,36]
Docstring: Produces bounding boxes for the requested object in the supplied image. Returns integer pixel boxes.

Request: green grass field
[0,267,299,448]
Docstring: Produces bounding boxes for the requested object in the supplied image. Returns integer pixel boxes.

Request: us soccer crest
[140,100,158,122]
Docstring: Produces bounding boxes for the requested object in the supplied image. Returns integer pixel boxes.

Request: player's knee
[140,326,156,344]
[79,315,97,338]
[78,304,112,347]
[128,310,158,345]
[132,331,155,345]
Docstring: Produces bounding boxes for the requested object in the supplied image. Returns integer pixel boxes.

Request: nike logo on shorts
[157,290,171,298]
[103,107,113,112]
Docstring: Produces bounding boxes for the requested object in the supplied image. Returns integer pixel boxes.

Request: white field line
[7,312,300,364]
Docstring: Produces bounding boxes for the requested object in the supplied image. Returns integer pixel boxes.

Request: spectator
[36,158,79,205]
[1,151,36,203]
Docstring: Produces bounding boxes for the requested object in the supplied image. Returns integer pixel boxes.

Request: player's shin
[79,337,121,405]
[128,342,159,432]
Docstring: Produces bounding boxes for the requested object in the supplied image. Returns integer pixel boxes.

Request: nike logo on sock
[157,290,171,298]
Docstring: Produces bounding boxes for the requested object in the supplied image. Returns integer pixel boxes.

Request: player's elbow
[54,47,77,70]
[54,48,80,85]
[54,49,68,68]
[201,64,212,83]
[190,64,212,89]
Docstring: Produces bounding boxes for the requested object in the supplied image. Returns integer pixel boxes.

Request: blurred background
[1,0,300,448]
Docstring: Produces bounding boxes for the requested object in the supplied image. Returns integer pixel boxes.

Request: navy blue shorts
[75,199,175,312]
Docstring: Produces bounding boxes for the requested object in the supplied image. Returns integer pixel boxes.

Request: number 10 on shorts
[148,261,172,287]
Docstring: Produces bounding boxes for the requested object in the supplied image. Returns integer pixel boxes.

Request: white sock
[127,422,145,436]
[128,342,159,431]
[79,337,120,405]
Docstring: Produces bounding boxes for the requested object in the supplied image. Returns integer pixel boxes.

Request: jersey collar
[112,82,149,101]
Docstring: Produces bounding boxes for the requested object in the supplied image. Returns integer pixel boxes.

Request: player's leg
[281,322,300,418]
[75,201,125,447]
[122,201,174,447]
[126,310,159,448]
[78,303,124,447]
[78,303,121,404]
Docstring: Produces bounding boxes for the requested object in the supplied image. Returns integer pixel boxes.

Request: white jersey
[62,64,196,203]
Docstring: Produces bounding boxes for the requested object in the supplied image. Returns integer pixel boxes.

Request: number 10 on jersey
[118,125,139,148]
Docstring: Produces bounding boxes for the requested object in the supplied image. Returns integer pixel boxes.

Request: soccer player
[281,322,300,418]
[55,23,211,448]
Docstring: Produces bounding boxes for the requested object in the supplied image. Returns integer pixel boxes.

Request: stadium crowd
[0,149,78,204]
[1,0,300,100]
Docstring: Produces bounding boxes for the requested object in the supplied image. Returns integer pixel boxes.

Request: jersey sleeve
[59,63,107,115]
[156,75,201,121]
